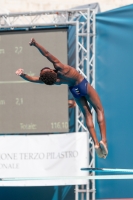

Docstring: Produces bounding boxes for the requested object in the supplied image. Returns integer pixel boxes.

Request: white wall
[0,0,132,13]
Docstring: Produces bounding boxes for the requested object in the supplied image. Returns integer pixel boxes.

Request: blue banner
[96,4,133,199]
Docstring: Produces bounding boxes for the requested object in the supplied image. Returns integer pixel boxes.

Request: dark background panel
[0,186,75,200]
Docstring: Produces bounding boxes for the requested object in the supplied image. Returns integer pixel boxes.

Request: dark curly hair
[39,69,57,85]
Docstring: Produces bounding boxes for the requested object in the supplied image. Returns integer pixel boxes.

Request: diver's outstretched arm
[15,68,43,84]
[29,38,64,69]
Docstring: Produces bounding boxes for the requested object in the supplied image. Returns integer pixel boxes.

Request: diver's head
[39,67,57,85]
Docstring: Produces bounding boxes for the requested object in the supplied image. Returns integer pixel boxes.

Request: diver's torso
[55,65,84,86]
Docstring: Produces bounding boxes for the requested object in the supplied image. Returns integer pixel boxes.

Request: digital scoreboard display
[0,29,68,134]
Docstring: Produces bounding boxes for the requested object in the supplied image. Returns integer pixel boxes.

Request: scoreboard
[0,29,68,133]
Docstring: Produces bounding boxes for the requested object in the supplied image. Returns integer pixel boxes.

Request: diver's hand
[29,38,36,46]
[68,100,76,108]
[15,68,24,76]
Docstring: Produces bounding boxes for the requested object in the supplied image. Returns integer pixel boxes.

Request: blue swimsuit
[69,78,88,98]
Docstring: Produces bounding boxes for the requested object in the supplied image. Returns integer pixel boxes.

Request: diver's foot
[99,140,108,158]
[95,144,106,159]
